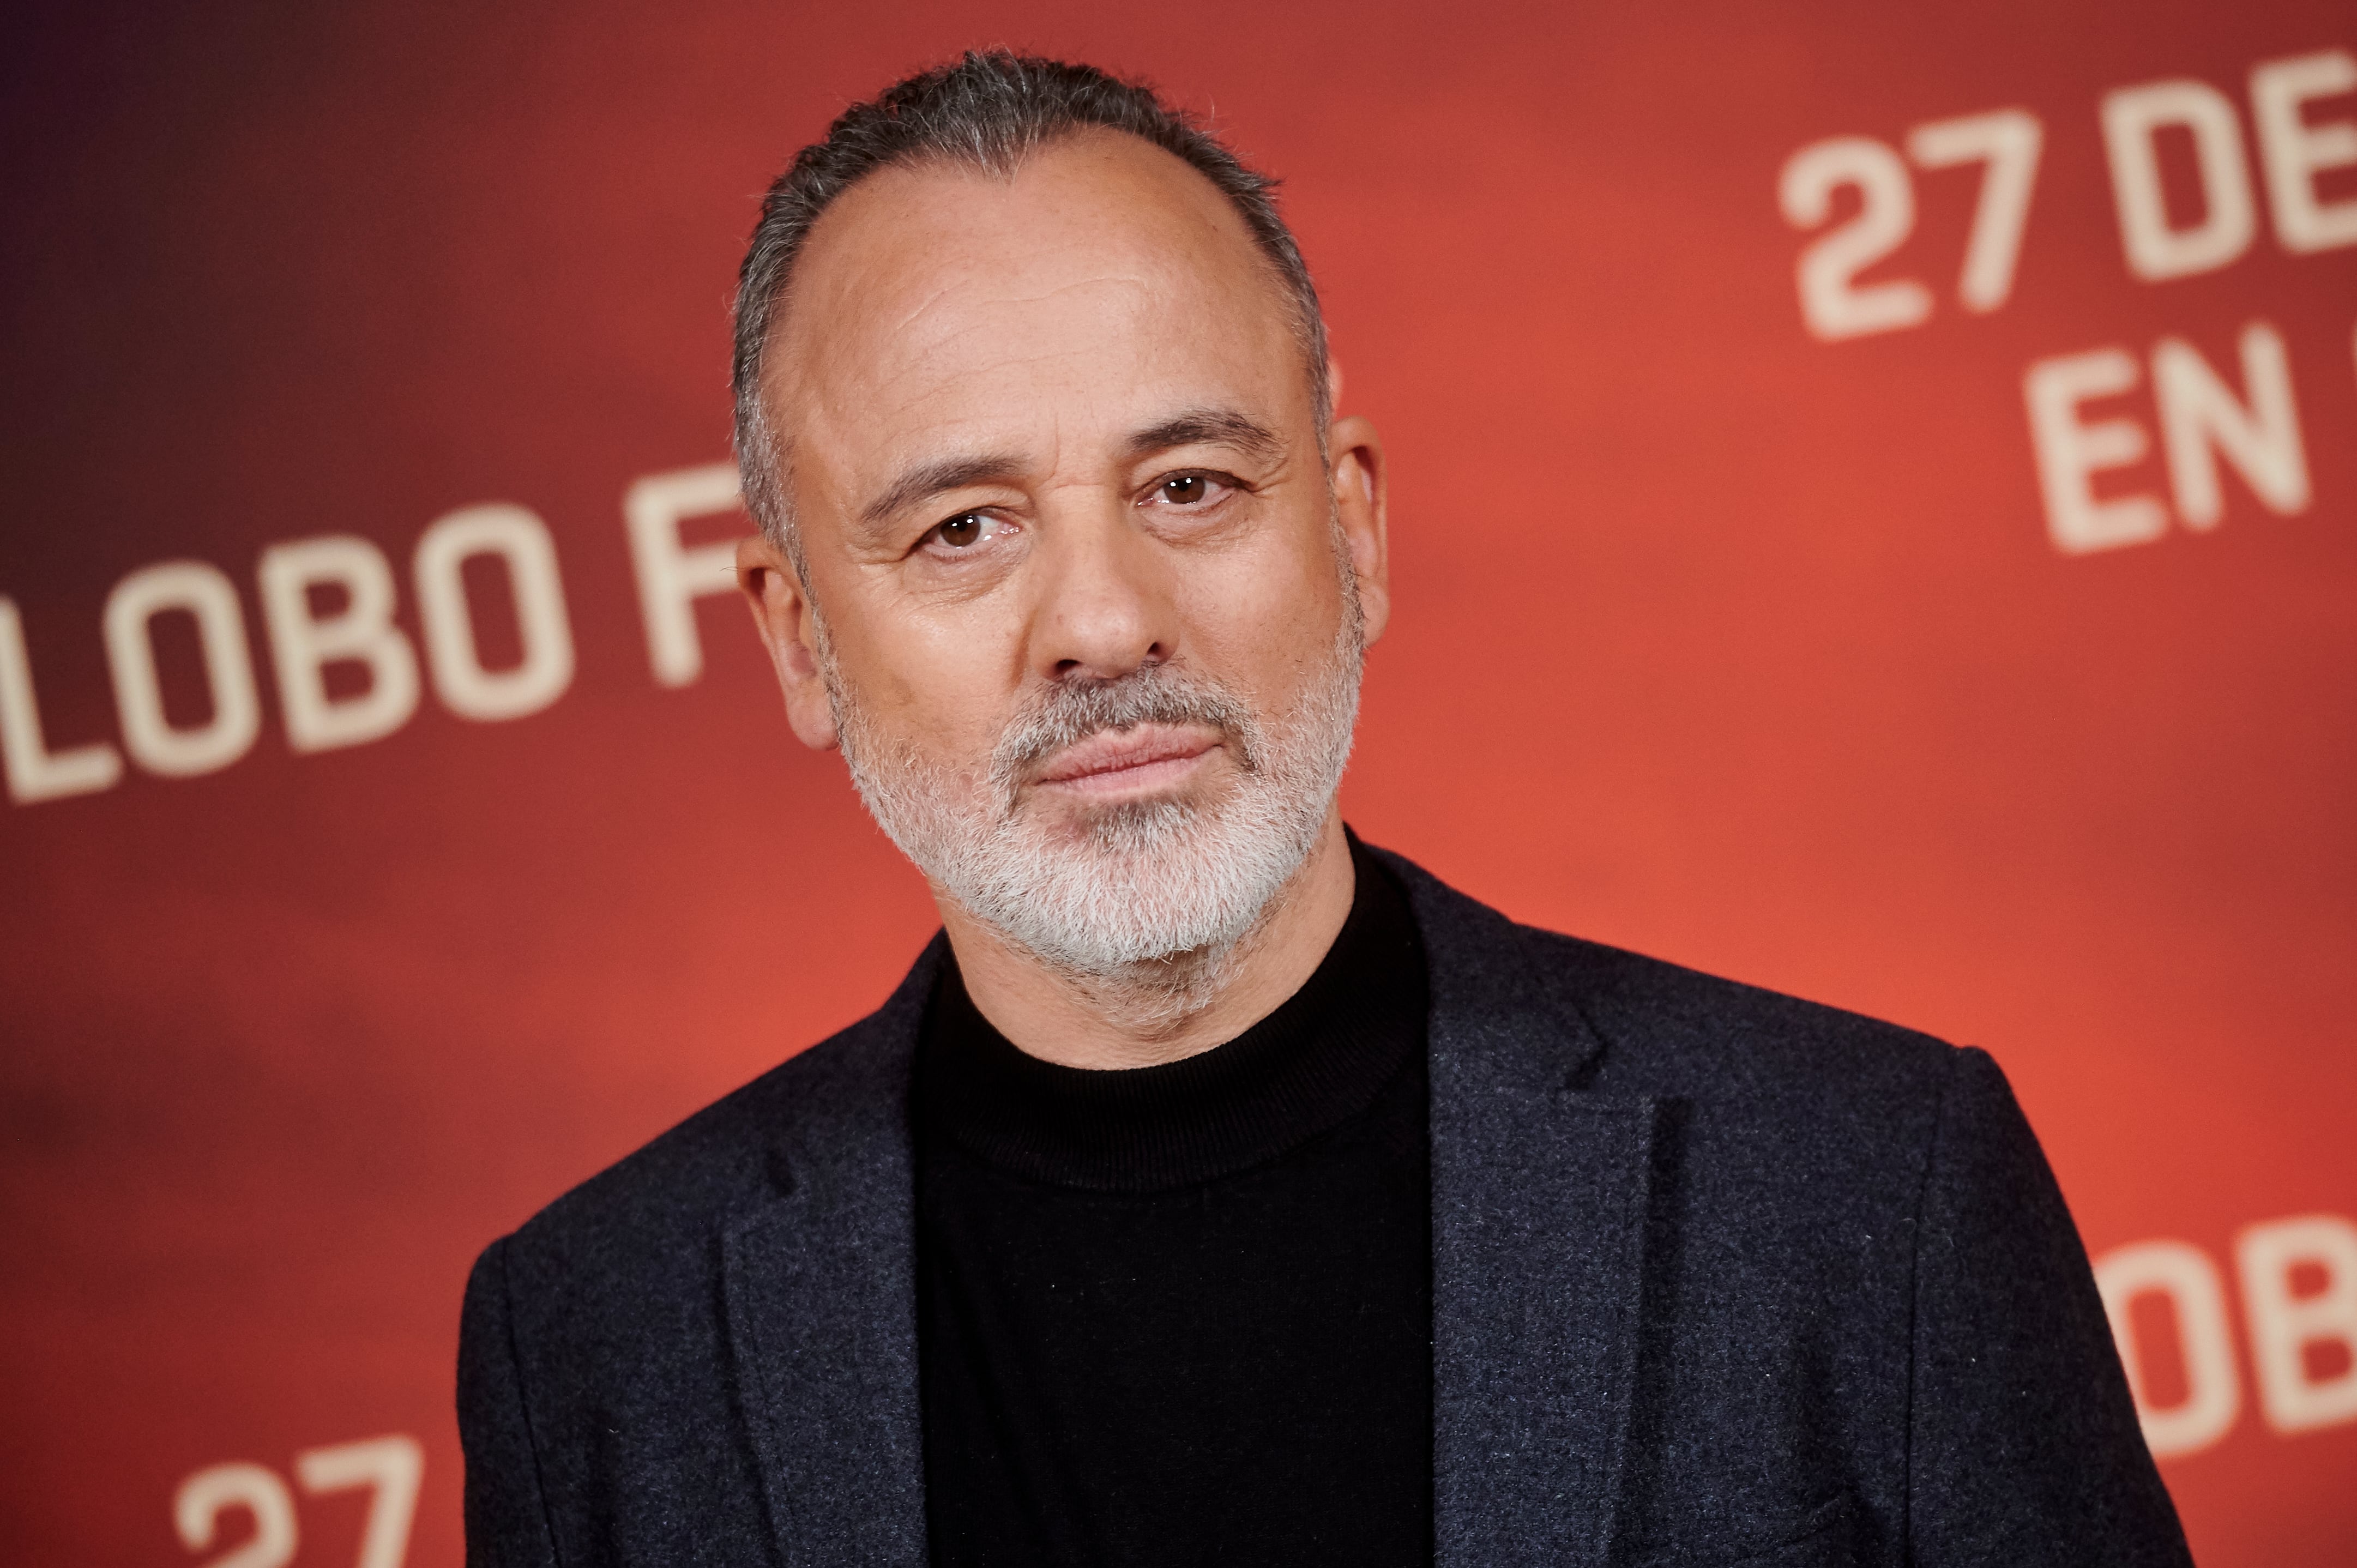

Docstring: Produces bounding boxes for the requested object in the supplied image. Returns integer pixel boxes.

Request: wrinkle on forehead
[869,275,1169,404]
[763,133,1306,516]
[891,272,1156,340]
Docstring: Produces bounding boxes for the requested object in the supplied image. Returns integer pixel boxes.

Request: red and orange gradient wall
[2,3,2353,1563]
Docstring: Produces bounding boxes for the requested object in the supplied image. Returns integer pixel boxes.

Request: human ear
[734,533,841,751]
[1328,413,1390,647]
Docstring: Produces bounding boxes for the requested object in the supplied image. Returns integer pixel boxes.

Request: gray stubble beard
[819,558,1365,1030]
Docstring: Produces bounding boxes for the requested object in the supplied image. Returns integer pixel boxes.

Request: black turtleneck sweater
[913,842,1433,1567]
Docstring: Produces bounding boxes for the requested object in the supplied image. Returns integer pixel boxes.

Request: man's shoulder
[490,939,939,1297]
[1529,920,1960,1096]
[1384,846,1966,1115]
[1405,858,1994,1264]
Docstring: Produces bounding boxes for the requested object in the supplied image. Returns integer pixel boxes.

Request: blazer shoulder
[1520,919,1966,1112]
[1378,841,1961,1107]
[1515,924,1991,1244]
[493,937,941,1288]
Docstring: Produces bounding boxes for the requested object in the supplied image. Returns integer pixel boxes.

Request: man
[458,51,2191,1568]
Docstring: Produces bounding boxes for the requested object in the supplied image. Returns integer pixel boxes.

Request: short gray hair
[730,51,1331,571]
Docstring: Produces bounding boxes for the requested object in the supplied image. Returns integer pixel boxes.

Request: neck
[934,808,1358,1070]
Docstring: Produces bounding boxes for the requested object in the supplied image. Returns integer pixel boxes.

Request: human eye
[1140,471,1241,511]
[919,510,1018,556]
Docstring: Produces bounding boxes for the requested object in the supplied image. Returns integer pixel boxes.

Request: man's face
[743,129,1388,985]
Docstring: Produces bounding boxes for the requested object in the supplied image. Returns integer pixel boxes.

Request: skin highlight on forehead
[758,128,1315,545]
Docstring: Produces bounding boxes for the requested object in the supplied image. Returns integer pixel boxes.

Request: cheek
[1177,522,1347,701]
[834,595,1025,768]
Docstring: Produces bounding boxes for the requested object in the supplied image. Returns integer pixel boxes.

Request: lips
[1034,723,1220,792]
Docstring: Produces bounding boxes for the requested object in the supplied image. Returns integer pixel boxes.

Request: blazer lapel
[1387,854,1659,1568]
[722,940,942,1568]
[714,866,1656,1567]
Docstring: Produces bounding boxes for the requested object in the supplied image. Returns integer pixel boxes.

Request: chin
[1026,772,1227,834]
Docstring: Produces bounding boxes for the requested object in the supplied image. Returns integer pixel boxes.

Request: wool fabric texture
[457,845,2190,1567]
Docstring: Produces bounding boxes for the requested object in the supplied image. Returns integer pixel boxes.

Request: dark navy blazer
[459,850,2191,1566]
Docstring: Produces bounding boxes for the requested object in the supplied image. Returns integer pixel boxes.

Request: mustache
[990,666,1263,803]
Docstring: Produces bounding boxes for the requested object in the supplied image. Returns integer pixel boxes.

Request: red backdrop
[4,3,2353,1563]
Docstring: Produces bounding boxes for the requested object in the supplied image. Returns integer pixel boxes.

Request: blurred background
[3,2,2352,1562]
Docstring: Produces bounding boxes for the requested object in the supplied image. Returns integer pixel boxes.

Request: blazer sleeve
[1906,1047,2191,1567]
[457,1237,561,1568]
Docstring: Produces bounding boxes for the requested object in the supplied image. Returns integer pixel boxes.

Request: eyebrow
[857,453,1028,532]
[855,408,1287,533]
[1126,408,1285,466]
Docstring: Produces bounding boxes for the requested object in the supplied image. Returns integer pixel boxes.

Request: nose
[1027,496,1177,684]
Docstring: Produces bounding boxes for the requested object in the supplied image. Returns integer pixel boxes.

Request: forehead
[763,130,1303,485]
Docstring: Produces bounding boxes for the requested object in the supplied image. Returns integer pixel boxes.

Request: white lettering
[413,505,575,722]
[2151,321,2310,528]
[1906,108,2043,312]
[625,464,745,687]
[1779,137,1933,341]
[103,562,260,778]
[2023,347,2167,554]
[294,1435,423,1568]
[2250,49,2357,254]
[256,536,421,753]
[2093,1239,2243,1457]
[174,1462,297,1568]
[2237,1214,2357,1433]
[2101,80,2258,280]
[0,596,121,804]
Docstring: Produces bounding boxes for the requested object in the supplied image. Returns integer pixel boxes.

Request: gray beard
[822,586,1364,1024]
